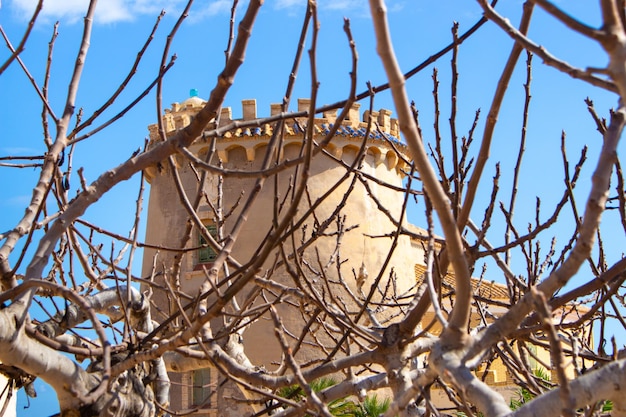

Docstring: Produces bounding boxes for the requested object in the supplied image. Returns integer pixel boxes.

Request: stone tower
[142,93,424,415]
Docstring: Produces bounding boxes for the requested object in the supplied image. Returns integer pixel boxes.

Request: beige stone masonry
[150,97,401,139]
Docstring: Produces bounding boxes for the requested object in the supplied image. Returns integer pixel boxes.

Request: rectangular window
[191,368,212,408]
[198,224,218,263]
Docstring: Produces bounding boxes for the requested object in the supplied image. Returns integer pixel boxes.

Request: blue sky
[0,0,622,414]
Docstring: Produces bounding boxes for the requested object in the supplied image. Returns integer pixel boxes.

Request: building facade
[142,94,424,415]
[141,94,588,415]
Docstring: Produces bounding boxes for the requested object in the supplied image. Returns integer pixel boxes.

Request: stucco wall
[141,98,424,413]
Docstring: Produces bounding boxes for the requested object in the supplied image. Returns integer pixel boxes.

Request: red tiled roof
[414,264,510,300]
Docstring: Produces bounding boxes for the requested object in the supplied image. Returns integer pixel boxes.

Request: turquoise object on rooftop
[189,88,199,97]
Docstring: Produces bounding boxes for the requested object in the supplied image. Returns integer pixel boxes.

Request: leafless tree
[2,1,626,416]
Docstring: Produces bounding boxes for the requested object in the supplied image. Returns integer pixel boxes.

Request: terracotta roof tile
[212,121,406,149]
[414,264,510,300]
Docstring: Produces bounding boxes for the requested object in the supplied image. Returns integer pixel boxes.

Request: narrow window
[198,224,218,263]
[191,368,212,408]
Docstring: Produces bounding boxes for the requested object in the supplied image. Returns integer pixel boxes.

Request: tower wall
[142,97,424,412]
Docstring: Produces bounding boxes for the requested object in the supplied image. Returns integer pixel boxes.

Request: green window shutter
[198,224,218,263]
[192,368,212,407]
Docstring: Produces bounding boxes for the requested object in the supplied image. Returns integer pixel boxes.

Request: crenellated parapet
[146,95,409,180]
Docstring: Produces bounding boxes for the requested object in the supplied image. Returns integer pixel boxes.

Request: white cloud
[1,147,39,155]
[191,0,235,21]
[321,0,363,11]
[131,0,184,17]
[7,0,402,25]
[274,0,301,10]
[4,194,31,207]
[6,0,225,24]
[10,0,130,23]
[274,0,403,14]
[96,0,134,23]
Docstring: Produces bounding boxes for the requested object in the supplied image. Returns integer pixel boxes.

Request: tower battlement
[149,97,403,145]
[146,96,409,182]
